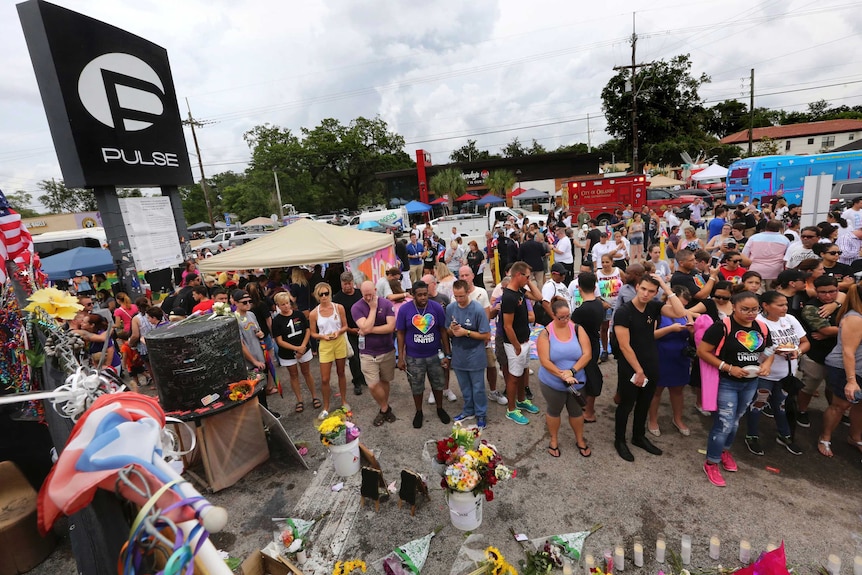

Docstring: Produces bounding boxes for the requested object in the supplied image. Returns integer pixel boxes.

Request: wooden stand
[397,470,429,516]
[359,467,387,512]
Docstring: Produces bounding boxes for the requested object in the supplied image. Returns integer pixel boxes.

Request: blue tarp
[477,194,505,206]
[404,200,432,214]
[40,247,114,281]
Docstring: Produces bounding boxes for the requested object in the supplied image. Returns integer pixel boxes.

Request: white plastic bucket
[329,438,360,477]
[447,490,483,531]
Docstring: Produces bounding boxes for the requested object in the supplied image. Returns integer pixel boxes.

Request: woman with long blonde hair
[309,282,350,418]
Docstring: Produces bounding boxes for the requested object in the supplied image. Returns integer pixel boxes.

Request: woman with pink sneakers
[697,291,775,487]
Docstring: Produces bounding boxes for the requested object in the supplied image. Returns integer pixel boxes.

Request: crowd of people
[66,191,862,487]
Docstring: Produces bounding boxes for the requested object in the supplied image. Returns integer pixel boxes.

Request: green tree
[752,137,779,157]
[37,179,97,213]
[501,137,527,158]
[299,116,412,211]
[554,142,590,154]
[5,190,40,218]
[601,54,710,164]
[450,139,497,163]
[116,188,143,198]
[703,100,749,138]
[526,139,547,155]
[429,168,466,214]
[484,170,516,198]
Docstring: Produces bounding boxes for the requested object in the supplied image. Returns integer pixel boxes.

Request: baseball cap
[551,263,567,275]
[232,289,250,302]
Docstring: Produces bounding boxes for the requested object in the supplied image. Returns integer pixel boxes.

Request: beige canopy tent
[648,174,686,188]
[242,216,279,228]
[196,218,394,272]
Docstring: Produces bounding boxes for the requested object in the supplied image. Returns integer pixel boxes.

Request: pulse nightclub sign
[18,0,193,188]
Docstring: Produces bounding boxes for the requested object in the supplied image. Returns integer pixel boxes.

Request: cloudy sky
[2,0,860,207]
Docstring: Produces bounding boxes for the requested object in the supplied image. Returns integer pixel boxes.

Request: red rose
[484,489,494,502]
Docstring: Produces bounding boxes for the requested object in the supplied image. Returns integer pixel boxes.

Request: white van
[358,207,409,232]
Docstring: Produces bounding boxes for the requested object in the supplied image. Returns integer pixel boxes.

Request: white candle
[709,536,721,560]
[681,535,692,565]
[827,554,841,575]
[585,553,596,574]
[615,545,625,572]
[767,542,778,552]
[296,549,307,565]
[656,537,666,564]
[853,555,862,575]
[563,560,574,575]
[634,540,644,567]
[739,540,751,565]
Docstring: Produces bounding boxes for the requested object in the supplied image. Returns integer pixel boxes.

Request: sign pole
[93,186,142,298]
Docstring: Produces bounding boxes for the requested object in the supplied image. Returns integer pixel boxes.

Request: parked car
[695,177,726,198]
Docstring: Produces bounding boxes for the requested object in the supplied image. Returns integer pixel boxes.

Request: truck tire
[597,214,613,227]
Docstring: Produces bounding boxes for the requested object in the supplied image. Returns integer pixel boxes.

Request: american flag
[0,189,34,283]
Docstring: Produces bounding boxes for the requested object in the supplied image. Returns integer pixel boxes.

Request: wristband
[718,361,725,372]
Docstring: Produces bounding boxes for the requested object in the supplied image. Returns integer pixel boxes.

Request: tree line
[9,52,857,221]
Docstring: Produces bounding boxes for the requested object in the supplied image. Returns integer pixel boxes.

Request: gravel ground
[29,354,862,575]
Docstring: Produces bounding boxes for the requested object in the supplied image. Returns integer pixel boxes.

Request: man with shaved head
[352,280,397,427]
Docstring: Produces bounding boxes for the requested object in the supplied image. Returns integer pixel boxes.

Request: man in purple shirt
[352,281,397,426]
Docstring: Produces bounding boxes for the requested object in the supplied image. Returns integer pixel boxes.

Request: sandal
[383,407,397,423]
[312,397,322,409]
[577,442,592,458]
[818,439,833,458]
[266,387,279,395]
[548,445,561,458]
[847,438,862,453]
[373,410,387,427]
[584,417,597,424]
[295,402,304,413]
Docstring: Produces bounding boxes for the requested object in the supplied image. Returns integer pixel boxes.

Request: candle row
[580,536,862,574]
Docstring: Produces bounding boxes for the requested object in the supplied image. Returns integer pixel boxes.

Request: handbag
[343,332,355,358]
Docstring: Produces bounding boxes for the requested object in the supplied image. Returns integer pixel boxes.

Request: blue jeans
[746,379,791,438]
[454,368,488,417]
[707,377,759,463]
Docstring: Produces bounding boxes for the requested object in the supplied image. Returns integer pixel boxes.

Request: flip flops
[577,442,592,458]
[548,445,561,458]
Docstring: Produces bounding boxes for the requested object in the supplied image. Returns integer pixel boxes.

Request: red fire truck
[564,175,695,225]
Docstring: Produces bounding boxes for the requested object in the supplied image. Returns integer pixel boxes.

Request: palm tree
[429,168,466,215]
[484,170,516,199]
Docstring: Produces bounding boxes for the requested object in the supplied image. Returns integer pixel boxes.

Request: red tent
[455,193,479,202]
[429,196,448,205]
[511,187,527,197]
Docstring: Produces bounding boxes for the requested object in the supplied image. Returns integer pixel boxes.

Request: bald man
[351,281,397,426]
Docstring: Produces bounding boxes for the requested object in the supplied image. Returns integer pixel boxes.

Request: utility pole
[272,167,284,225]
[183,99,215,231]
[613,13,655,175]
[748,68,755,156]
[587,113,592,153]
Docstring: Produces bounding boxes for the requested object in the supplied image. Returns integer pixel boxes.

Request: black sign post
[17,2,196,571]
[18,0,194,296]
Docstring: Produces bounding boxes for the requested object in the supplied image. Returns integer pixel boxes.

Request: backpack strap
[714,316,732,358]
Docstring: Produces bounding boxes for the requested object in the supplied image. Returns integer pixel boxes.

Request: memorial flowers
[332,559,367,575]
[317,408,360,446]
[435,425,514,501]
[464,546,517,575]
[227,380,255,402]
[24,287,82,320]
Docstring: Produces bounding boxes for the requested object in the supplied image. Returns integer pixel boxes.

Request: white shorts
[503,341,531,377]
[278,349,312,367]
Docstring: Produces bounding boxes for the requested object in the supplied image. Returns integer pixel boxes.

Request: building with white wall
[720,119,862,155]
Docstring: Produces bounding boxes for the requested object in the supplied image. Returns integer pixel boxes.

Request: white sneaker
[428,392,436,405]
[488,390,508,405]
[318,410,329,421]
[445,389,457,402]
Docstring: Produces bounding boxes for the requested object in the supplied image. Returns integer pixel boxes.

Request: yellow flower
[332,559,366,575]
[24,287,83,320]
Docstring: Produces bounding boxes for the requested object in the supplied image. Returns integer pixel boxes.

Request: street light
[272,166,284,225]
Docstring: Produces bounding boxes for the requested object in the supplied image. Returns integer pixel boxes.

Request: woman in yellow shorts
[310,282,350,418]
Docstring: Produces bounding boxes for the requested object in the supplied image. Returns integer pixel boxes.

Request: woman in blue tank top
[537,298,594,458]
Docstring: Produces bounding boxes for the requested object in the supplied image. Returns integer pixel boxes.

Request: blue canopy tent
[40,247,115,281]
[476,194,505,206]
[404,200,432,214]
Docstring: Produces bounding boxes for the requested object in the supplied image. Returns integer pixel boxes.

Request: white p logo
[78,53,164,131]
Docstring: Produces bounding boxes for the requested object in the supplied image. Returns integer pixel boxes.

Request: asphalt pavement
[31,353,862,575]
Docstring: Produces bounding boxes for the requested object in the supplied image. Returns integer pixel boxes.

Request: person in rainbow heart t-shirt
[396,280,453,429]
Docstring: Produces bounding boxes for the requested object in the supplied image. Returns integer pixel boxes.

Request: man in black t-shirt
[332,271,366,395]
[612,275,687,461]
[501,261,543,425]
[796,276,841,426]
[671,250,717,305]
[570,272,604,423]
[584,220,602,269]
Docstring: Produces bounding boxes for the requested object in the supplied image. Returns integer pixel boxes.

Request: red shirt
[719,265,747,285]
[192,299,215,314]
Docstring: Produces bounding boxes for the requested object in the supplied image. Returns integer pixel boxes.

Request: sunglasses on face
[712,295,730,301]
[825,251,841,255]
[239,300,251,304]
[319,292,331,297]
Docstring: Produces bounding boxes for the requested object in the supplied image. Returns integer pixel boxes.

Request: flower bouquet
[227,380,256,402]
[317,407,360,447]
[440,436,514,501]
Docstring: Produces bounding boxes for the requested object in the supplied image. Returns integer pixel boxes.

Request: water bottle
[437,349,445,361]
[358,335,365,350]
